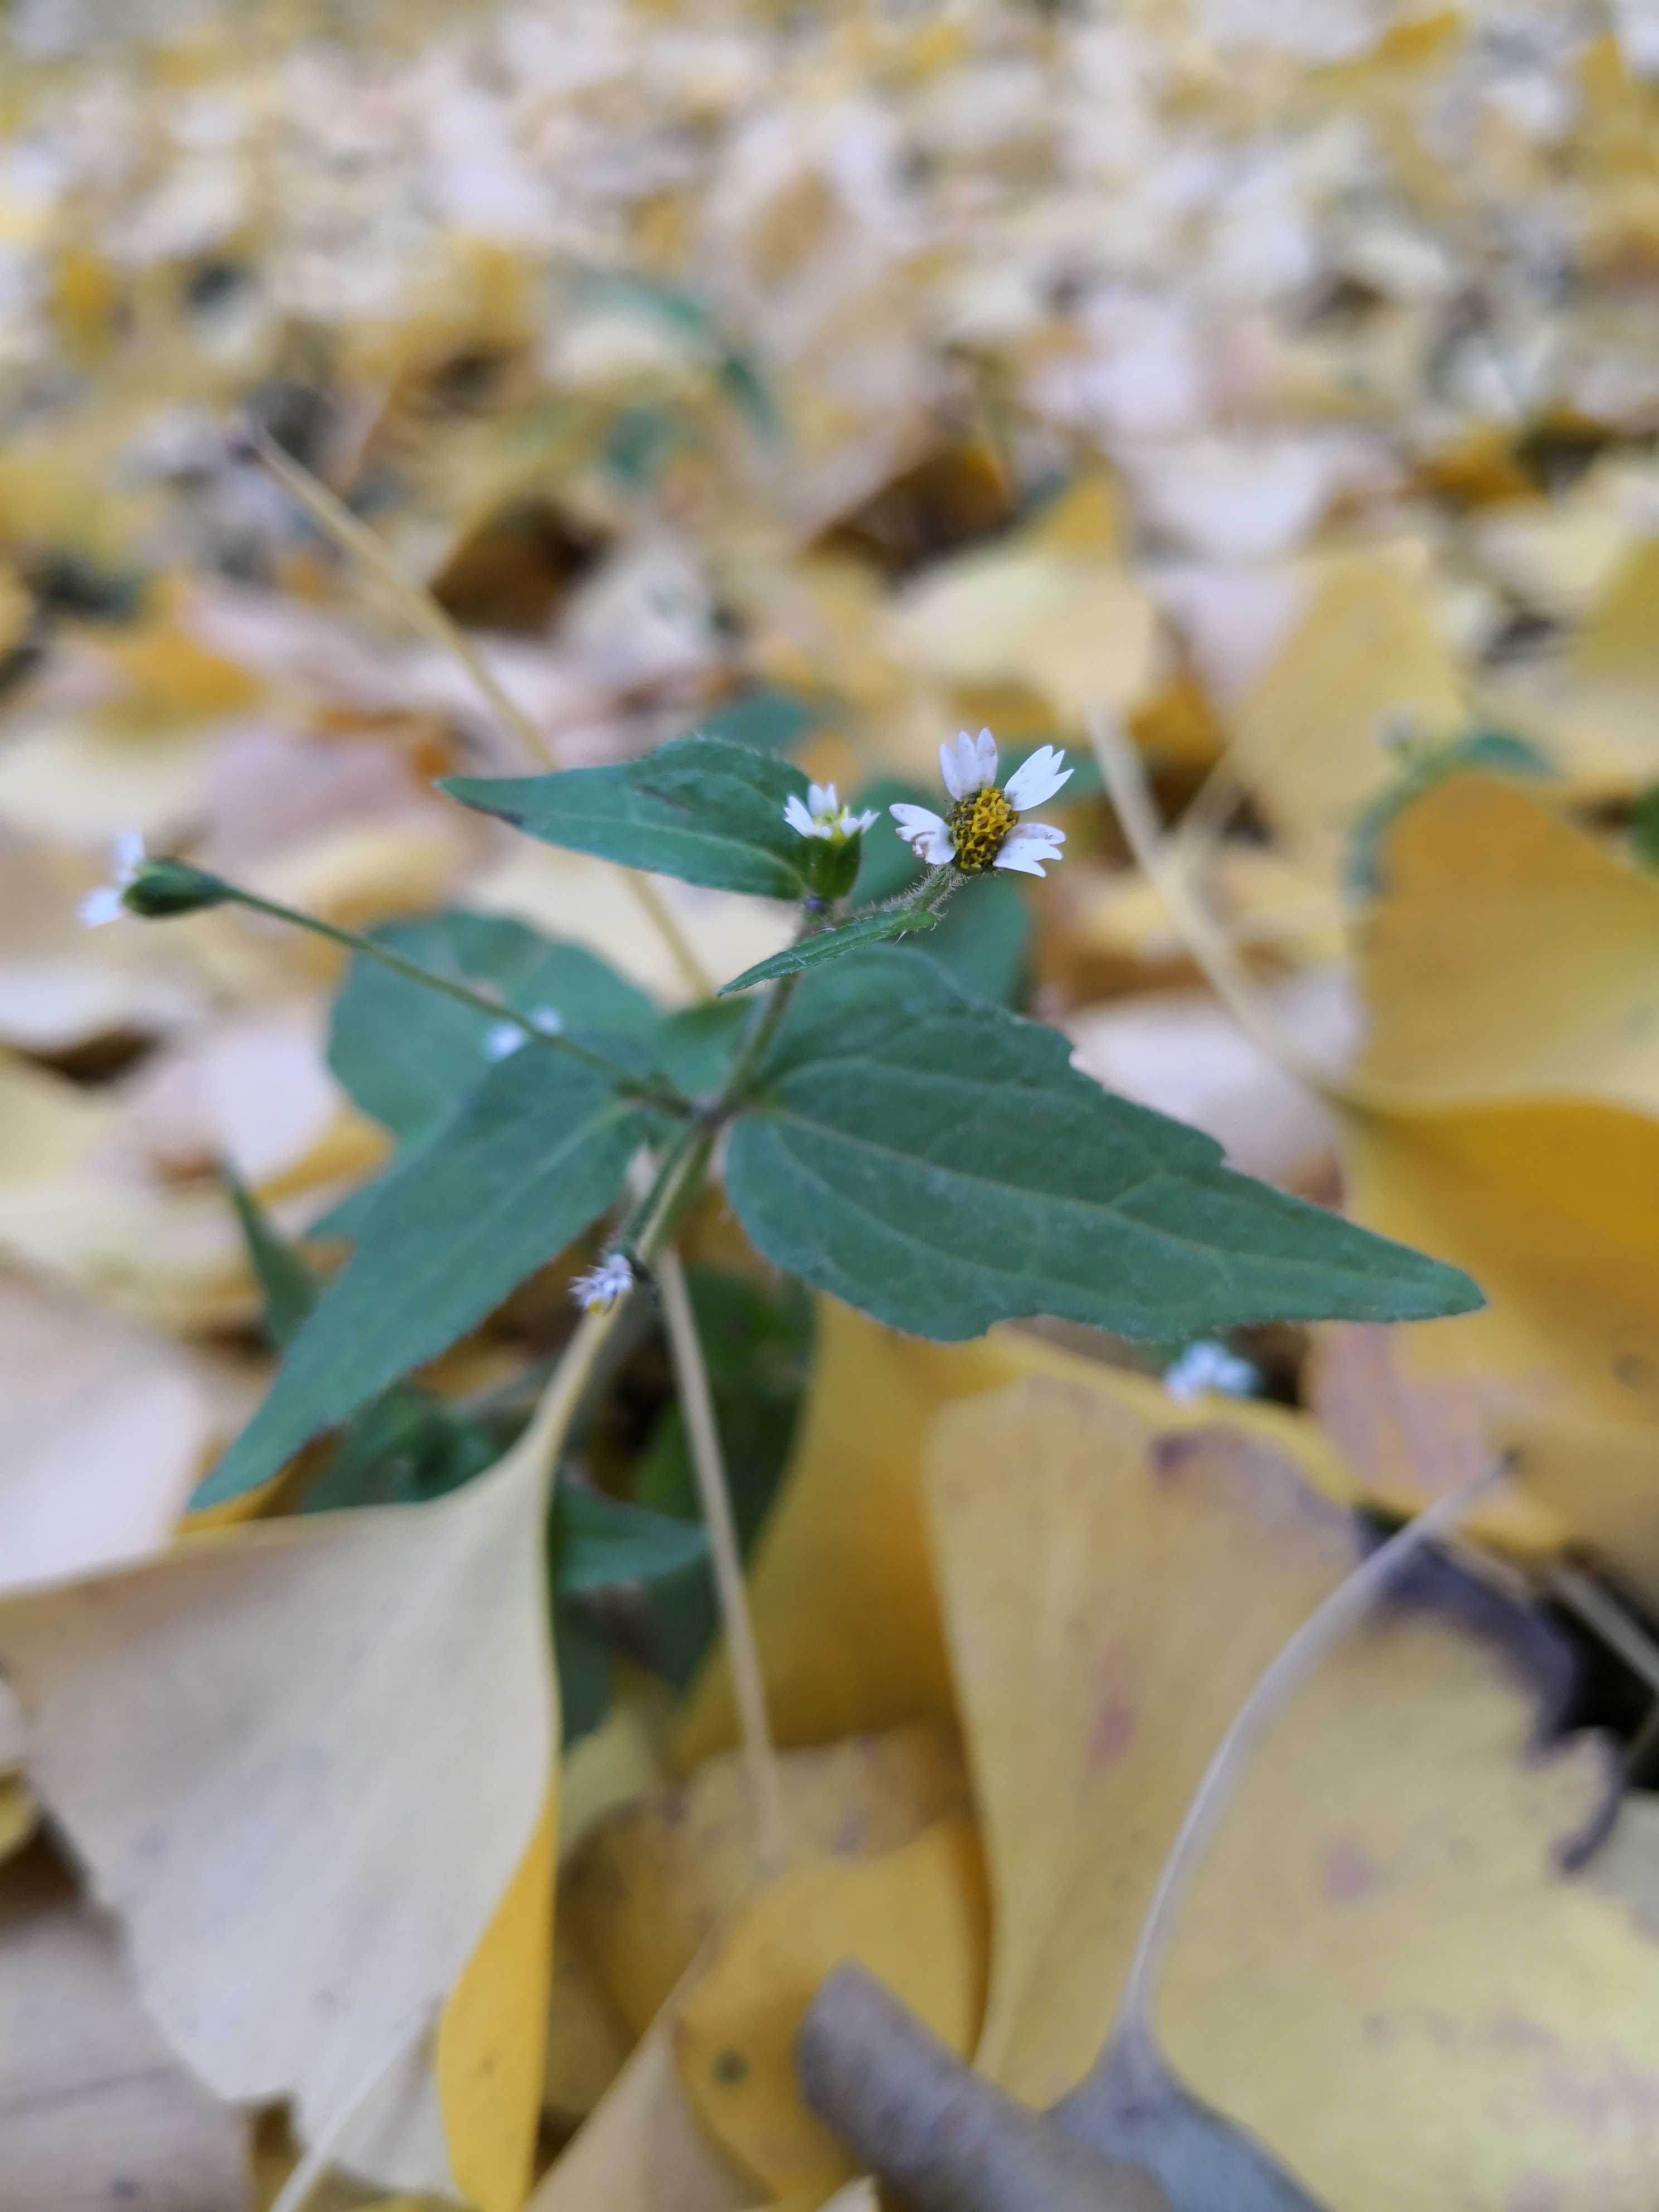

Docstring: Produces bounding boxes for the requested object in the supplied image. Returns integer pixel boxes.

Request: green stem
[616,1119,716,1260]
[216,881,688,1111]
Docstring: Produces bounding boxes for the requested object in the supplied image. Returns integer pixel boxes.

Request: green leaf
[193,1050,656,1510]
[329,910,658,1147]
[223,1171,319,1350]
[632,1268,813,1687]
[690,690,818,754]
[443,738,815,899]
[554,1595,616,1747]
[653,998,754,1097]
[297,1387,508,1513]
[719,903,944,995]
[724,950,1483,1343]
[552,1485,709,1592]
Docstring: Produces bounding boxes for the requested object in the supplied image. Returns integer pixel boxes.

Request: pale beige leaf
[0,1432,556,2192]
[0,1850,251,2212]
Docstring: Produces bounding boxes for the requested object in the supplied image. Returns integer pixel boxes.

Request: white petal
[890,803,954,865]
[783,794,817,837]
[1003,745,1073,812]
[973,728,999,788]
[993,821,1066,877]
[851,809,880,833]
[79,887,127,928]
[938,739,968,801]
[113,831,147,879]
[808,782,838,816]
[482,1021,527,1061]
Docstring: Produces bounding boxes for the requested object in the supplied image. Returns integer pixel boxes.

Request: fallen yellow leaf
[675,1819,990,2199]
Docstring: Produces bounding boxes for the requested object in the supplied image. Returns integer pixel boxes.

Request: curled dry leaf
[0,1419,559,2204]
[925,1375,1659,2209]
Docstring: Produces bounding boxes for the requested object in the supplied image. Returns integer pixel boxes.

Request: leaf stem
[657,1243,789,1881]
[240,421,715,1003]
[719,968,802,1102]
[1104,1468,1496,2084]
[211,877,688,1110]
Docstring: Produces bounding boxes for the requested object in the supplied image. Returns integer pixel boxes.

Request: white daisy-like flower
[1163,1340,1258,1404]
[571,1252,634,1314]
[783,782,880,842]
[79,832,147,926]
[889,730,1072,877]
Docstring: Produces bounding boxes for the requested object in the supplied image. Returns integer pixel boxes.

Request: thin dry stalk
[656,1241,788,1879]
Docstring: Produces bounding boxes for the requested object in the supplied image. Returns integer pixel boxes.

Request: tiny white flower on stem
[1163,1340,1258,1404]
[79,832,148,926]
[783,782,879,842]
[889,730,1071,877]
[482,1004,564,1061]
[571,1252,634,1314]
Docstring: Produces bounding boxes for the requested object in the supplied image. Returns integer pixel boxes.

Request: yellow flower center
[948,785,1018,872]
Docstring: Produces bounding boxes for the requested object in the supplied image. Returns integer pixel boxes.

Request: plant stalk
[211,879,686,1110]
[656,1242,788,1880]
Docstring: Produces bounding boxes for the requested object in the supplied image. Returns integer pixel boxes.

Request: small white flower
[79,832,147,926]
[482,1004,564,1061]
[1163,1340,1258,1404]
[571,1252,634,1314]
[783,782,880,842]
[889,730,1072,877]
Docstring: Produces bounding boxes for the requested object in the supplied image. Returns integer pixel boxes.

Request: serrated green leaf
[329,910,659,1147]
[443,737,814,899]
[719,903,943,995]
[653,997,754,1097]
[224,1171,319,1350]
[724,950,1483,1342]
[552,1485,709,1592]
[194,1051,655,1510]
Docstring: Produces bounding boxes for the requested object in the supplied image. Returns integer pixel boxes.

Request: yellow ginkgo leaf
[682,1301,1359,1765]
[565,1723,972,2036]
[1340,1097,1659,1436]
[0,1422,559,2203]
[1505,1411,1659,1614]
[926,1376,1659,2209]
[1228,549,1464,876]
[0,1849,251,2211]
[674,1819,991,2201]
[1355,774,1659,1113]
[528,1959,756,2212]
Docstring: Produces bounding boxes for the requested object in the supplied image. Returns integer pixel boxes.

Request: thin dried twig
[242,422,714,1002]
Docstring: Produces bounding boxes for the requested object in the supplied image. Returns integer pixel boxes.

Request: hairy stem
[241,421,714,1002]
[656,1242,788,1879]
[1107,1469,1496,2074]
[211,879,686,1109]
